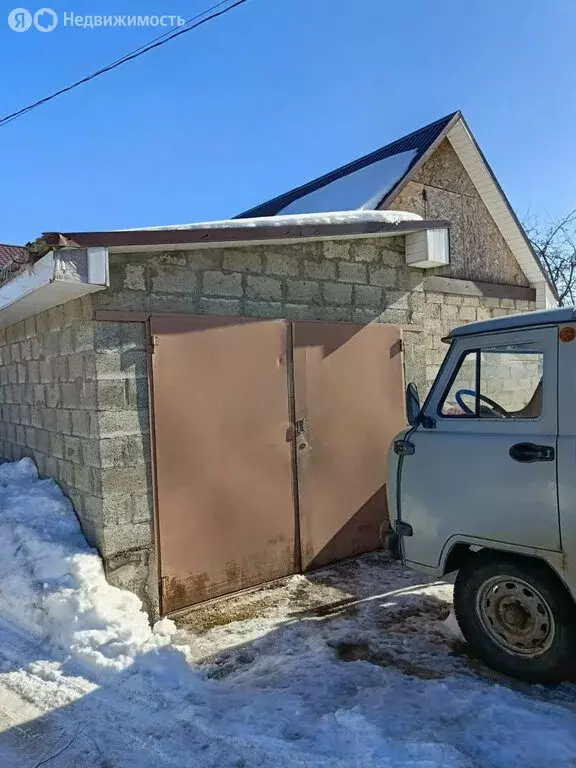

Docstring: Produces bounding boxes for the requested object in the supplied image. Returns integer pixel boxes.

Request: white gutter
[0,247,109,329]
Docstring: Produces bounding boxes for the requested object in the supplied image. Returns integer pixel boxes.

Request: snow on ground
[0,459,175,675]
[0,459,575,767]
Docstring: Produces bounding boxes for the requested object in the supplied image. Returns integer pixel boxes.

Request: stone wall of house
[388,139,529,287]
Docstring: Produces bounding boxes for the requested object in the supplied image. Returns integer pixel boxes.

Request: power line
[0,0,249,128]
[88,0,236,73]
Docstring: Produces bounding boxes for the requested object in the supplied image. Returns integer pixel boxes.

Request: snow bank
[122,209,423,232]
[0,459,175,673]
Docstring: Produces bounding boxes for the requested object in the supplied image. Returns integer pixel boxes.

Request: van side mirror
[406,382,421,426]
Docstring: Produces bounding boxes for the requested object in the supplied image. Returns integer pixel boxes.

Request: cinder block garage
[0,112,554,617]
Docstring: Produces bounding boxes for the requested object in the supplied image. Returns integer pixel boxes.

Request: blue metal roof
[448,307,572,338]
[236,112,459,218]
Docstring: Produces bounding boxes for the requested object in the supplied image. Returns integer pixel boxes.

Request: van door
[399,327,560,568]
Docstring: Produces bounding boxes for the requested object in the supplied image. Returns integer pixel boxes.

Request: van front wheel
[454,552,576,683]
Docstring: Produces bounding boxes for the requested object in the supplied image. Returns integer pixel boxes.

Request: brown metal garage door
[150,316,298,613]
[151,316,405,613]
[292,322,405,570]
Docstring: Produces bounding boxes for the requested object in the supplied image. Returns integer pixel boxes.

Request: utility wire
[82,0,236,74]
[0,0,248,128]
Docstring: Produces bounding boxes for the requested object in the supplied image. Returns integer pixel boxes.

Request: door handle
[509,442,555,463]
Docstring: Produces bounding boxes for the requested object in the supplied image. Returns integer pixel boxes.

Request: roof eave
[0,247,109,329]
[42,219,450,251]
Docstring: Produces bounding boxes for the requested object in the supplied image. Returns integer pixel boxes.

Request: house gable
[386,139,529,287]
[235,112,555,306]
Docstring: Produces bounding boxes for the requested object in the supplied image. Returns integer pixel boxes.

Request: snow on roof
[121,210,423,233]
[276,150,418,216]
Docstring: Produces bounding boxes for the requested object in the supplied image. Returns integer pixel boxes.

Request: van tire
[454,552,576,683]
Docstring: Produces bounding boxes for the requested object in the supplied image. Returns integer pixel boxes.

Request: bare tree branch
[524,209,576,306]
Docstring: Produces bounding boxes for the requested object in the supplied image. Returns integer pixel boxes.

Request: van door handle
[509,442,555,463]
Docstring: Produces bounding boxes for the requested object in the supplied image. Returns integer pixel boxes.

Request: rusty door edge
[286,322,302,573]
[145,319,166,617]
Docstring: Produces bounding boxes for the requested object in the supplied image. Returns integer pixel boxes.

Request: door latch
[394,439,415,456]
[295,418,306,435]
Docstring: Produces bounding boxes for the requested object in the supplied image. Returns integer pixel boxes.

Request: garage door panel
[151,316,297,613]
[293,322,405,570]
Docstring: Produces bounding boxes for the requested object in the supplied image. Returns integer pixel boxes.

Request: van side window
[440,345,543,419]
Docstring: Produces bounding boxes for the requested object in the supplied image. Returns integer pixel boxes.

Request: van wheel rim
[476,576,555,658]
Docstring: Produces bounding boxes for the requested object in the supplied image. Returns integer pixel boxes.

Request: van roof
[448,306,573,339]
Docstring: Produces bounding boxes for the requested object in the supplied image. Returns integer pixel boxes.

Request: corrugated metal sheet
[235,112,458,219]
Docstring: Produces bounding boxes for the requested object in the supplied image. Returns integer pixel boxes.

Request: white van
[387,307,576,683]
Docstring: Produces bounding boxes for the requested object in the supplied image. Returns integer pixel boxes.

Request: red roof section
[0,244,29,269]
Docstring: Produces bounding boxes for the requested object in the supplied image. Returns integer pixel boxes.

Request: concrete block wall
[0,298,157,614]
[0,297,100,521]
[89,319,155,612]
[92,237,422,325]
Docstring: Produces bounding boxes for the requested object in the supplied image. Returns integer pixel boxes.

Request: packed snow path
[0,459,575,767]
